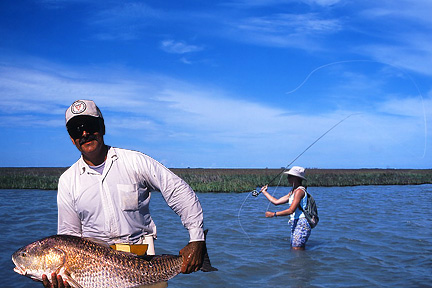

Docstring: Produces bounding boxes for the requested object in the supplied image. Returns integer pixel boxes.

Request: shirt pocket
[117,183,139,211]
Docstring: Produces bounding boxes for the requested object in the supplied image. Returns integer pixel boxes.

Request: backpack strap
[295,186,307,212]
[297,186,306,193]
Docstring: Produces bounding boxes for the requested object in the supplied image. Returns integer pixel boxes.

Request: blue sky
[0,0,431,169]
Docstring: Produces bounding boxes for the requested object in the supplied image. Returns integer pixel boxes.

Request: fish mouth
[13,266,26,275]
[12,257,26,276]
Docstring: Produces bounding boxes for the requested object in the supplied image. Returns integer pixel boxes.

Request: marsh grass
[1,167,431,192]
[174,168,432,192]
[0,167,65,190]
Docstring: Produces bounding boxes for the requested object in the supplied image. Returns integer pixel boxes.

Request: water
[2,185,431,288]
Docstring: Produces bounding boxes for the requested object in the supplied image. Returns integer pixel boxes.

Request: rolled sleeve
[188,227,205,242]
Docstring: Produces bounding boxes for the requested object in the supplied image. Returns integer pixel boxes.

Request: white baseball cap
[65,100,103,125]
[283,166,306,180]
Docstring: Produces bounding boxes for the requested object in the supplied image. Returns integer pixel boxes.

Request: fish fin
[200,229,218,272]
[64,277,83,288]
[59,269,83,288]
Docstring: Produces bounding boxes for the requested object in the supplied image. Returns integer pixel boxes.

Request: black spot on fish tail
[200,229,218,272]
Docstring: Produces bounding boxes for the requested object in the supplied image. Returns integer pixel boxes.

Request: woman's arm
[260,185,290,205]
[265,187,305,217]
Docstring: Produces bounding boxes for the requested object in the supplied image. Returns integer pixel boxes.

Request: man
[43,100,205,288]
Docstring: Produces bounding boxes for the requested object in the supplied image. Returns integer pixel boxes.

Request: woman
[260,166,311,250]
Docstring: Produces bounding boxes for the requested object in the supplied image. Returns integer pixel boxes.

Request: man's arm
[140,155,205,272]
[142,156,204,242]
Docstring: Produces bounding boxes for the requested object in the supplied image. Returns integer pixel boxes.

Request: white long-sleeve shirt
[57,146,204,245]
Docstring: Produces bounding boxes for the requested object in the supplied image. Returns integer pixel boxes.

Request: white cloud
[360,0,432,25]
[0,59,332,146]
[93,2,161,24]
[223,0,341,8]
[359,42,432,77]
[303,0,341,6]
[88,2,162,41]
[160,40,204,54]
[0,57,429,168]
[224,12,342,49]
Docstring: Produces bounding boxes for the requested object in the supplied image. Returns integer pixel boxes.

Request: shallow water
[1,185,431,287]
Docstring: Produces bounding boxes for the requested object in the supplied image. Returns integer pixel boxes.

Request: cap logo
[71,101,87,114]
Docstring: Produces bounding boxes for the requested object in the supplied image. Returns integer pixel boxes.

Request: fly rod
[238,113,356,242]
[252,113,356,196]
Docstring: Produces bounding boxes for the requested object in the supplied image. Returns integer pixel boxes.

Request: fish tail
[200,229,218,272]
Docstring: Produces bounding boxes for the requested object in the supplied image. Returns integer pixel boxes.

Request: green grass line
[1,167,431,192]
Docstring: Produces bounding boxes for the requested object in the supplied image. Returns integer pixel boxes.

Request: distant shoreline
[1,167,431,192]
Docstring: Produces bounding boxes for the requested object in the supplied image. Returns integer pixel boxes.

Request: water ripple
[2,185,432,287]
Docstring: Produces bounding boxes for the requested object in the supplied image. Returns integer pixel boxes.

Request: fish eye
[20,252,27,257]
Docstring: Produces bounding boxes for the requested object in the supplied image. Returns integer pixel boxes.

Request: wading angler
[260,166,314,250]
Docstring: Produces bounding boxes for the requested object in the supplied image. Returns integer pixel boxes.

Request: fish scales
[12,235,183,288]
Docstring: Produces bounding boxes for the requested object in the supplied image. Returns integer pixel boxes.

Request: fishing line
[263,113,357,212]
[286,59,427,158]
[285,60,372,95]
[237,192,253,243]
[267,113,357,188]
[238,113,356,242]
[238,59,427,242]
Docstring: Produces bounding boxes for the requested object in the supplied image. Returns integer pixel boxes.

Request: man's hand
[42,273,71,288]
[179,241,205,274]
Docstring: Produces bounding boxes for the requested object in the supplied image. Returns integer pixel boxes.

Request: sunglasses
[67,117,102,139]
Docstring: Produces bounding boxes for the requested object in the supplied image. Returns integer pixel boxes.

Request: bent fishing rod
[238,113,357,242]
[251,113,356,197]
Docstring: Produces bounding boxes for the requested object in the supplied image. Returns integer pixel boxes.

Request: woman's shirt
[288,186,307,221]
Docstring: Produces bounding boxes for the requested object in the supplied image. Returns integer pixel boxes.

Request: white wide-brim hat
[283,166,306,180]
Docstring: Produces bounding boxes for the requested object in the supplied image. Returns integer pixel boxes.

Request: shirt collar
[78,146,117,175]
[106,146,118,162]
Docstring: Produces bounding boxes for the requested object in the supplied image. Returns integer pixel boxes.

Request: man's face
[67,116,105,157]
